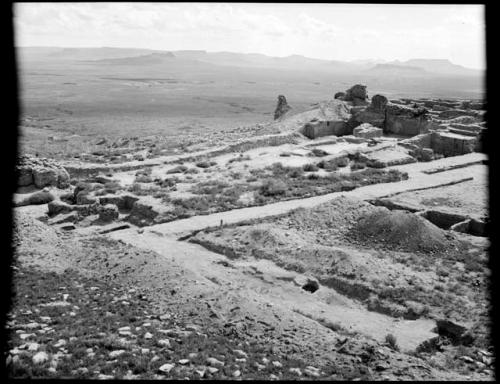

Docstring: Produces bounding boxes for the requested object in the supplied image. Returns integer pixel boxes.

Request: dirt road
[119,153,485,238]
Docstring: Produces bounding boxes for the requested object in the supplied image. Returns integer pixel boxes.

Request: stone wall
[430,132,477,157]
[302,120,351,139]
[384,104,433,136]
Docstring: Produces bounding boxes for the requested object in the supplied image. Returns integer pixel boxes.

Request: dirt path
[122,153,486,238]
[108,229,437,353]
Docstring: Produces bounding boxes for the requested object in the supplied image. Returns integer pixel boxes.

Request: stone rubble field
[9,84,493,380]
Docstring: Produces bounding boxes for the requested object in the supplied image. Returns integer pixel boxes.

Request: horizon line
[16,44,485,71]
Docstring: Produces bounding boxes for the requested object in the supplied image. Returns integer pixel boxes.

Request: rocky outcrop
[274,95,291,120]
[17,155,70,189]
[342,84,369,106]
[334,92,345,100]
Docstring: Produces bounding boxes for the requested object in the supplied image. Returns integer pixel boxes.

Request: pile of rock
[17,155,70,189]
[352,123,383,139]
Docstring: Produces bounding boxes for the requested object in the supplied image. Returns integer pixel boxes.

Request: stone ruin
[274,95,292,120]
[17,154,70,189]
[299,84,485,159]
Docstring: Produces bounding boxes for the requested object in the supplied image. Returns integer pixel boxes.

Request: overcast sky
[14,3,485,69]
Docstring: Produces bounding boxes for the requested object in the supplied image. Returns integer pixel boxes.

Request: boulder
[334,92,346,100]
[344,84,368,102]
[56,169,70,189]
[274,95,292,120]
[353,123,383,139]
[98,204,119,222]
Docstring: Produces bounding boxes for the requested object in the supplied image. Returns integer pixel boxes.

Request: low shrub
[134,175,153,183]
[311,148,330,157]
[336,156,349,167]
[289,168,304,178]
[317,160,338,171]
[351,162,366,170]
[191,180,229,195]
[303,163,319,172]
[259,179,287,196]
[385,333,400,351]
[307,173,320,180]
[196,160,217,168]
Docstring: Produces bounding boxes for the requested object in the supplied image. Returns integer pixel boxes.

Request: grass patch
[6,266,346,380]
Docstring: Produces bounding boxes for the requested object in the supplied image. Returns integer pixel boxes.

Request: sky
[13,3,486,69]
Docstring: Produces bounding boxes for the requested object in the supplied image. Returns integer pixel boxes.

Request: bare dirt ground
[9,192,492,380]
[9,78,492,380]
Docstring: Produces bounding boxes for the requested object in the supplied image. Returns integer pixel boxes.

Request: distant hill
[18,47,161,61]
[16,46,483,78]
[87,52,176,65]
[387,59,482,76]
[367,63,429,77]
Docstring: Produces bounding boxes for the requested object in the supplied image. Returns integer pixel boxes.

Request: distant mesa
[86,51,176,64]
[368,63,428,74]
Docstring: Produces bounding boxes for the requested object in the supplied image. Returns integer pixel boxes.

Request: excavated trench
[367,198,487,237]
